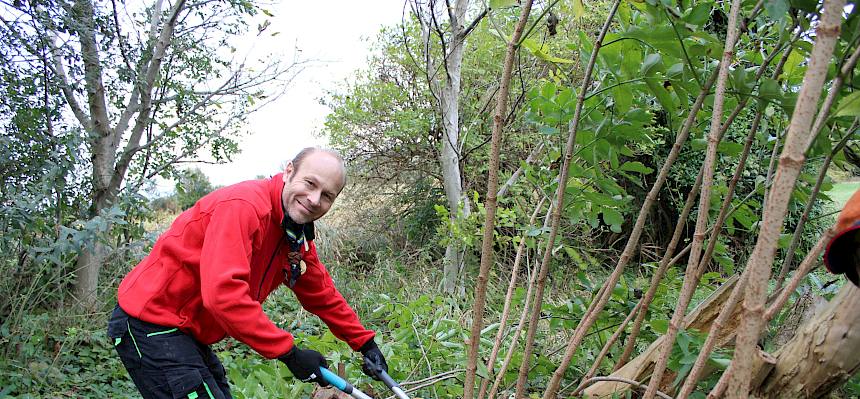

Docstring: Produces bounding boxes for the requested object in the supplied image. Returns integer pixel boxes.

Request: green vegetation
[826,181,860,208]
[2,0,860,397]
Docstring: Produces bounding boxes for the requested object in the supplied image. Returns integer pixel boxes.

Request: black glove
[359,339,388,380]
[279,346,330,387]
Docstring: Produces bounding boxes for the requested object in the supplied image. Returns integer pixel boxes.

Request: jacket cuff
[358,337,377,354]
[277,345,297,362]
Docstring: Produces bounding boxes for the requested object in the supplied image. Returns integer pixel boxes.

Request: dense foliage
[2,0,860,397]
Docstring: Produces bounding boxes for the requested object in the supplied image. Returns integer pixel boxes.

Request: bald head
[291,147,346,193]
[281,147,346,224]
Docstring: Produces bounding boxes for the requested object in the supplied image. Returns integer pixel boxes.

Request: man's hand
[279,346,330,386]
[359,339,388,380]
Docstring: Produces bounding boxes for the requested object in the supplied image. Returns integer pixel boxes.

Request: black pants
[108,305,233,399]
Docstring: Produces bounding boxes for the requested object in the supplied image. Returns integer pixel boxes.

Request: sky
[195,1,407,187]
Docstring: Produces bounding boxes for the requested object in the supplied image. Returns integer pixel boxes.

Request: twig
[464,1,535,397]
[478,197,546,399]
[571,377,674,399]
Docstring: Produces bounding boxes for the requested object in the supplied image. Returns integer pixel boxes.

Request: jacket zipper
[257,237,284,301]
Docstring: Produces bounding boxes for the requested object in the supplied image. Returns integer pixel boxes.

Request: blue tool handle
[319,367,375,399]
[319,367,347,391]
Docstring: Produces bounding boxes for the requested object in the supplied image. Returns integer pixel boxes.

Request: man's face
[281,153,344,224]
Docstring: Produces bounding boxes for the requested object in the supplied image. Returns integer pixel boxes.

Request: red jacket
[117,173,375,359]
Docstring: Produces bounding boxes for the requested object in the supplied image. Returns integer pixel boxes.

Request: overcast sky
[195,1,407,187]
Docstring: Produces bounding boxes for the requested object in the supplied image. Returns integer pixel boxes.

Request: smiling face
[281,151,345,224]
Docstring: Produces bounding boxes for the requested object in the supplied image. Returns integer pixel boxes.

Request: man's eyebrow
[307,175,337,198]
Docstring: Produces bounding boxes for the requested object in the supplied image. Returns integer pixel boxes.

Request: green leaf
[711,357,731,369]
[651,319,669,334]
[541,81,557,98]
[765,0,789,20]
[683,3,712,26]
[758,78,781,102]
[602,208,623,227]
[718,141,744,156]
[641,53,663,76]
[490,0,518,8]
[521,39,575,64]
[834,92,860,118]
[667,63,684,78]
[620,161,654,174]
[572,0,585,19]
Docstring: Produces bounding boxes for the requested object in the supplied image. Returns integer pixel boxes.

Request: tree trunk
[420,0,471,294]
[464,2,533,396]
[727,0,846,393]
[70,0,117,308]
[751,284,860,398]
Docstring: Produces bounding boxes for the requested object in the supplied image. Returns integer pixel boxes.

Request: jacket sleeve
[291,241,376,351]
[199,199,295,359]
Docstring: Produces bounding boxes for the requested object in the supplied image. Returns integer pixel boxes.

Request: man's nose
[308,190,321,206]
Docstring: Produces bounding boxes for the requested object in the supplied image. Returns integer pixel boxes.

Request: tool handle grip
[377,370,410,399]
[319,368,375,399]
[319,367,347,391]
[377,370,398,389]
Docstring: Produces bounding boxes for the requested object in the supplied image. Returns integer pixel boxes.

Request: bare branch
[728,0,847,394]
[765,227,835,321]
[497,142,544,199]
[47,36,91,129]
[464,0,534,396]
[573,377,674,399]
[109,0,188,195]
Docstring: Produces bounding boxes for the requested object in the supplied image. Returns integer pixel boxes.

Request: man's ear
[284,161,294,178]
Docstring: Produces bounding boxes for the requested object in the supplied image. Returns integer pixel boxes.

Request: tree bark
[751,284,860,398]
[416,0,472,294]
[727,0,846,394]
[540,42,722,399]
[643,0,743,396]
[776,120,858,290]
[478,197,546,399]
[615,166,703,370]
[675,30,799,397]
[464,1,534,396]
[70,0,117,307]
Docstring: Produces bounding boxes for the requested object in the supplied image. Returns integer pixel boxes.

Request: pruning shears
[318,358,411,399]
[319,367,374,399]
[372,368,410,399]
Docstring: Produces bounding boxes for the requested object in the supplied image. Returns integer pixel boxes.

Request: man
[108,147,388,399]
[824,187,860,287]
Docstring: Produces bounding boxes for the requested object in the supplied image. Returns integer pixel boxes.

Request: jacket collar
[271,173,315,242]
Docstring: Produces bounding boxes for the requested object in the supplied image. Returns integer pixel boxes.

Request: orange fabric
[835,188,860,233]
